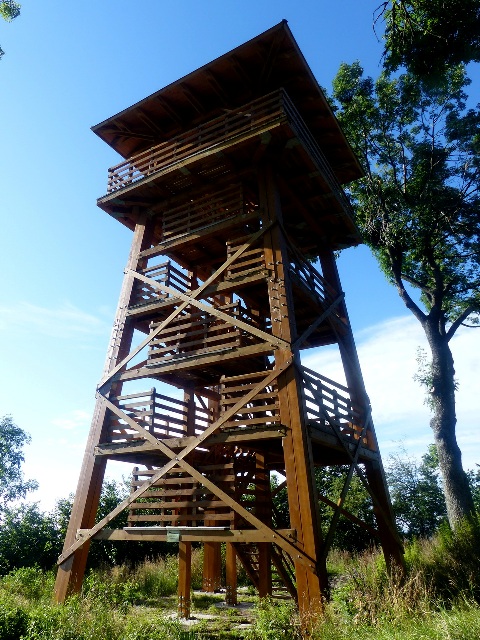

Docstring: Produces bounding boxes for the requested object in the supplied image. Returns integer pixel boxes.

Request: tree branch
[390,249,427,324]
[446,305,476,341]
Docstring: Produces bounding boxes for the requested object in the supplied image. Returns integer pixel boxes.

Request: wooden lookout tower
[55,22,403,617]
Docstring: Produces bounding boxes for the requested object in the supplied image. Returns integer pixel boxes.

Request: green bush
[246,598,301,640]
[82,570,140,609]
[0,566,54,601]
[404,518,480,603]
[132,557,178,599]
[0,599,28,640]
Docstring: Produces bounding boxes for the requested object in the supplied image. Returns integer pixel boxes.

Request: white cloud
[51,409,91,431]
[0,301,109,339]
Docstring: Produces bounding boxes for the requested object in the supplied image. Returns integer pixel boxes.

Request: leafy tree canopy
[0,0,20,60]
[378,0,480,79]
[387,445,447,538]
[331,63,479,526]
[332,62,480,333]
[0,416,37,512]
[0,0,20,21]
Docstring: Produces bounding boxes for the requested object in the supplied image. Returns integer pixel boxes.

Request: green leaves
[0,416,37,513]
[0,1,20,22]
[0,1,20,60]
[331,63,480,331]
[380,0,480,81]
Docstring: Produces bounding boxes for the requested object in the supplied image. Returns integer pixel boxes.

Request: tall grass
[0,524,478,639]
[247,519,480,639]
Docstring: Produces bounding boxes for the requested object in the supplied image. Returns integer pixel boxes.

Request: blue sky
[1,1,479,509]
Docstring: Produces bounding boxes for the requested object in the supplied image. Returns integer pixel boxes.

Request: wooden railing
[103,89,354,226]
[226,233,267,281]
[147,302,262,367]
[281,92,353,215]
[105,91,286,194]
[127,465,235,527]
[161,183,252,243]
[220,370,280,431]
[300,366,368,445]
[288,244,337,307]
[107,388,211,443]
[131,260,192,308]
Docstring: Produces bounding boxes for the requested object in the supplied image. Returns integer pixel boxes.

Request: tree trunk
[424,320,475,528]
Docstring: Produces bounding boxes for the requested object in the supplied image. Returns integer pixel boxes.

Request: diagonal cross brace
[97,222,274,391]
[292,293,344,350]
[320,408,371,560]
[58,362,318,573]
[129,270,290,350]
[301,371,400,542]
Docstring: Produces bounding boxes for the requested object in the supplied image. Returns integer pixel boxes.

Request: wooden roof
[92,21,363,186]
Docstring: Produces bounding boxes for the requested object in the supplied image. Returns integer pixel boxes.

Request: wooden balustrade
[281,92,353,215]
[226,234,267,282]
[131,260,192,308]
[161,183,249,242]
[105,91,286,194]
[103,89,353,229]
[126,465,236,528]
[300,366,368,445]
[220,370,280,431]
[147,302,262,367]
[288,247,336,306]
[107,388,211,443]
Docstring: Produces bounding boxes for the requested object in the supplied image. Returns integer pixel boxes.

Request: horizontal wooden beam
[78,527,296,544]
[118,342,276,382]
[95,425,287,457]
[126,270,269,320]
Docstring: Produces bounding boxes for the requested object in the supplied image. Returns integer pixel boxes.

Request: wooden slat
[98,223,274,390]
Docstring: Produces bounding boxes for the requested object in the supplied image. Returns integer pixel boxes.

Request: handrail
[105,91,286,194]
[102,86,355,224]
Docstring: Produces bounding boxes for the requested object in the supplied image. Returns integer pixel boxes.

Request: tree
[0,416,37,512]
[0,503,60,574]
[387,445,447,538]
[377,0,480,79]
[331,63,480,529]
[272,469,376,552]
[0,0,20,60]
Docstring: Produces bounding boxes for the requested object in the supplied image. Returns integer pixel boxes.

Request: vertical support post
[318,248,404,570]
[184,382,196,437]
[255,452,272,597]
[225,543,237,605]
[202,543,222,592]
[202,396,223,594]
[259,166,328,615]
[54,212,152,603]
[178,541,192,618]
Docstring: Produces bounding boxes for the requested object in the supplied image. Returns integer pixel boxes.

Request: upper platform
[93,21,363,252]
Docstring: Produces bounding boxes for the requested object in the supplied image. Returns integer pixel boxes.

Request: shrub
[246,598,301,640]
[132,557,178,599]
[0,566,54,601]
[0,599,28,640]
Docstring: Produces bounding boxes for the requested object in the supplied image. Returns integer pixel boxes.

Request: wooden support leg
[178,541,192,619]
[319,247,404,573]
[365,461,404,571]
[259,166,328,615]
[54,213,151,603]
[255,452,272,598]
[257,543,272,597]
[203,541,222,592]
[54,408,108,602]
[225,543,237,605]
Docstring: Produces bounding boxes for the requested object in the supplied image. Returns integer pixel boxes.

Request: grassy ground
[1,523,479,639]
